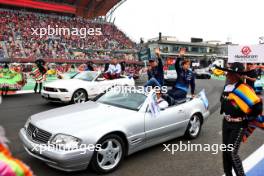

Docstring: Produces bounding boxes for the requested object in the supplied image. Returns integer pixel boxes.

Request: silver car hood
[30,101,137,135]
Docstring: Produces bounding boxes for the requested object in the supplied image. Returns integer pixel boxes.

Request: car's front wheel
[71,89,87,104]
[91,134,125,174]
[184,114,202,139]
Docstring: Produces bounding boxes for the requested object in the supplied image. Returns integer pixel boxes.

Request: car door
[144,94,188,142]
[88,74,113,96]
[110,76,131,87]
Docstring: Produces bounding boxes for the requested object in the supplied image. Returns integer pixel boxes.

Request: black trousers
[1,86,9,96]
[222,119,247,176]
[167,88,187,100]
[34,82,42,93]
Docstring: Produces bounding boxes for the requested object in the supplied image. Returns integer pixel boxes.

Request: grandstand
[0,0,138,64]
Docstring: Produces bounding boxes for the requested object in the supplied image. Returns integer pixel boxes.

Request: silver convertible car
[19,87,210,174]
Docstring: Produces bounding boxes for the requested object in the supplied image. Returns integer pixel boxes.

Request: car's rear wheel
[71,89,87,104]
[91,134,125,174]
[184,114,202,139]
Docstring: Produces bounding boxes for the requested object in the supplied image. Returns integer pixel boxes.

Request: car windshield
[97,89,147,111]
[72,71,98,81]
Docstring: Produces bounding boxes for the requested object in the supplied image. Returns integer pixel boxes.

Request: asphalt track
[0,79,263,176]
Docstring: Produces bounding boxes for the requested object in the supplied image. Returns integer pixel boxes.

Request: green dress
[0,68,24,90]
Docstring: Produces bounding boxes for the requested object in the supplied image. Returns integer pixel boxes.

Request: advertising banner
[228,45,264,63]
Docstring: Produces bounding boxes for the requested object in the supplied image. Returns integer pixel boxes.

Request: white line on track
[222,144,264,176]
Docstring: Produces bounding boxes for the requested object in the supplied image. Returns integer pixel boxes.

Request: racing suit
[167,57,195,100]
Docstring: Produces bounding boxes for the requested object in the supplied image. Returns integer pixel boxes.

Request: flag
[148,94,160,118]
[198,89,209,109]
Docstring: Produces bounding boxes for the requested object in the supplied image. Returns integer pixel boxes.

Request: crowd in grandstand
[0,8,137,61]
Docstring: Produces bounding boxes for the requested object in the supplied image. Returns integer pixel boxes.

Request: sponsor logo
[234,46,258,60]
[32,128,39,138]
[241,46,252,56]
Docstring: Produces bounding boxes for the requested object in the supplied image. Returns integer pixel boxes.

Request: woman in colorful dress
[0,63,24,96]
[0,126,33,176]
[30,60,47,94]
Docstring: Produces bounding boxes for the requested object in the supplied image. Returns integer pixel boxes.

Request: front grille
[27,123,52,144]
[44,87,58,92]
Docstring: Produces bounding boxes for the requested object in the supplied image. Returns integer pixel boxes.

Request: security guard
[217,62,262,176]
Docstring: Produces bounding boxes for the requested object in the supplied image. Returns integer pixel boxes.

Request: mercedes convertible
[20,87,210,174]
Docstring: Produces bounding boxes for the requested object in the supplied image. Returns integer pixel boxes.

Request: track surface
[0,79,263,176]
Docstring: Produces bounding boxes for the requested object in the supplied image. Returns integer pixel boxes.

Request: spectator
[0,9,137,60]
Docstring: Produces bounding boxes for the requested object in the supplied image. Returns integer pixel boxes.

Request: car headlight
[25,117,31,129]
[59,88,68,92]
[51,134,81,150]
